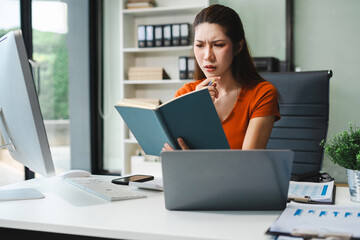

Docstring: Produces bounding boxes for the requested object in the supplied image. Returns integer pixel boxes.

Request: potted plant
[320,123,360,202]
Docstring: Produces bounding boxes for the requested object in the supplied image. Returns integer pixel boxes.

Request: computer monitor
[0,30,56,200]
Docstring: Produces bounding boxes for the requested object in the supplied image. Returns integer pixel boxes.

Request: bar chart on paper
[268,201,360,238]
[288,181,335,203]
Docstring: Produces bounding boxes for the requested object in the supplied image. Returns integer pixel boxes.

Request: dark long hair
[193,4,264,85]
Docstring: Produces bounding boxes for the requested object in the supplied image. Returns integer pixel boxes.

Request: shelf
[124,79,192,85]
[123,5,205,17]
[124,139,138,144]
[123,46,193,53]
[104,0,207,175]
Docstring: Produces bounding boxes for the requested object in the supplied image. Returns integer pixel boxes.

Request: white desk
[0,176,357,240]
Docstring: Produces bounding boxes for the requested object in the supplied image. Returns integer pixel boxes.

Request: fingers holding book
[177,137,189,150]
[162,137,190,152]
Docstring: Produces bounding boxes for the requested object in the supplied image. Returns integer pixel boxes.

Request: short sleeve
[250,82,281,122]
[174,80,203,98]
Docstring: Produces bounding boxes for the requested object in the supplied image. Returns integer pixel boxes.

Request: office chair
[261,70,332,175]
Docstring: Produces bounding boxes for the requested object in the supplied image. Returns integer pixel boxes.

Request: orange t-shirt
[174,80,280,149]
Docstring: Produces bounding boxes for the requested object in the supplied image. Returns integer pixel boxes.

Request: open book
[115,88,230,156]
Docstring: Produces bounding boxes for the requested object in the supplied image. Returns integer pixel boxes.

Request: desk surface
[0,176,357,240]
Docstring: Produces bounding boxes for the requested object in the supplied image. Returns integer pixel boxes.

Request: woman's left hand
[162,137,189,151]
[195,76,219,102]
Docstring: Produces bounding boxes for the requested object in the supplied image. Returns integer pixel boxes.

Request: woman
[163,4,280,151]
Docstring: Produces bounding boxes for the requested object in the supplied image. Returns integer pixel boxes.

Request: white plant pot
[346,169,360,203]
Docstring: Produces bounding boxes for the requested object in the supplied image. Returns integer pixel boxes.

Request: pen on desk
[288,195,311,203]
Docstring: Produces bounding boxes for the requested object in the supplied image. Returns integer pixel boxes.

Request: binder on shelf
[187,57,195,79]
[145,25,154,47]
[154,25,163,47]
[180,23,190,46]
[179,56,187,80]
[163,25,172,47]
[171,24,180,46]
[138,23,190,48]
[138,25,146,48]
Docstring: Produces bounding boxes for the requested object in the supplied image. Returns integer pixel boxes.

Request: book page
[159,88,206,108]
[116,98,159,109]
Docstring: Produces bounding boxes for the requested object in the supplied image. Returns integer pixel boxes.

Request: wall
[294,0,360,183]
[219,0,286,61]
[66,0,92,171]
[103,0,122,171]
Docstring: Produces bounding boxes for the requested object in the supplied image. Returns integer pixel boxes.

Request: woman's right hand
[195,76,220,102]
[162,138,189,152]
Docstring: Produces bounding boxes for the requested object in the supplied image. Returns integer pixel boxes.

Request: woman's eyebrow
[195,39,226,43]
[212,40,226,43]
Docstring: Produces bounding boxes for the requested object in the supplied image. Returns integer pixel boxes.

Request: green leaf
[321,123,360,170]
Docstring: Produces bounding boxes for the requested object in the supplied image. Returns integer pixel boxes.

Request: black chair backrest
[261,70,332,175]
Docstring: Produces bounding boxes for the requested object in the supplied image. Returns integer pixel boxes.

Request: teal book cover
[115,88,230,156]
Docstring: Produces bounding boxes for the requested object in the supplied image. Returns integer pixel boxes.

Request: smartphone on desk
[111,174,154,185]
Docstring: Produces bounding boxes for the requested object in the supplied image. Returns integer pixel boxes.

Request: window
[32,0,70,174]
[0,0,92,186]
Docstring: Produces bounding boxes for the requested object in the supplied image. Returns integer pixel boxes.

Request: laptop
[161,149,294,211]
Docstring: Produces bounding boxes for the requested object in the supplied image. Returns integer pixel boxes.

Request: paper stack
[128,67,170,80]
[126,0,157,9]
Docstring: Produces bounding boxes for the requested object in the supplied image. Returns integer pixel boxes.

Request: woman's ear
[235,39,244,55]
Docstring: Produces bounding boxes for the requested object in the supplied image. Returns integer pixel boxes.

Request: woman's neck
[215,71,241,94]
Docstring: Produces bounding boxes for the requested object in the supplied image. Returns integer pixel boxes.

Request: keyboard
[64,176,147,201]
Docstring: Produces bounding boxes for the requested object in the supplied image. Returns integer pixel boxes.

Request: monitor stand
[0,188,45,201]
[0,107,45,201]
[0,107,15,152]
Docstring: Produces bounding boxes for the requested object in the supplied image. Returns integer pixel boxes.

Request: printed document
[269,201,360,238]
[288,180,334,202]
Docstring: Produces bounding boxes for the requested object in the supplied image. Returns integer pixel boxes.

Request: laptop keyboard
[65,176,147,201]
